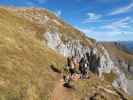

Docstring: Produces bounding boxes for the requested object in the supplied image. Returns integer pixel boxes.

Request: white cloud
[79,27,133,41]
[79,28,93,34]
[79,28,118,37]
[83,13,102,23]
[79,28,116,41]
[55,10,62,17]
[109,2,133,15]
[80,2,133,41]
[102,17,132,30]
[79,16,133,41]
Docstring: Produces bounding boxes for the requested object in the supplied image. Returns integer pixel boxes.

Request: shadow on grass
[50,65,61,73]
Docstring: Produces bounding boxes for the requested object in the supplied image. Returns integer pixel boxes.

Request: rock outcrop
[112,67,128,94]
[44,32,90,57]
[44,31,130,94]
[45,32,113,74]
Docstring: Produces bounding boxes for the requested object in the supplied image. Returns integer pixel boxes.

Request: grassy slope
[0,7,65,100]
[9,7,95,47]
[102,42,133,62]
[73,75,130,100]
[102,42,133,79]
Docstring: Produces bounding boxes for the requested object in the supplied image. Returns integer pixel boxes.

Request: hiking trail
[51,79,75,100]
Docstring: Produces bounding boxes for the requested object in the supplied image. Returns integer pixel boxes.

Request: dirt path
[50,79,75,100]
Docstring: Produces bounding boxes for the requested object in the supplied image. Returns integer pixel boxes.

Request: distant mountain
[101,41,133,78]
[119,41,133,54]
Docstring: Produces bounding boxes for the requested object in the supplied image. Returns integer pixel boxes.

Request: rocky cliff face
[102,42,133,95]
[112,67,128,94]
[44,32,90,57]
[44,31,113,74]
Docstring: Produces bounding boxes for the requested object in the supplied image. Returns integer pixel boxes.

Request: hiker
[67,57,71,68]
[66,56,81,79]
[65,57,77,82]
[96,56,100,76]
[79,56,89,79]
[79,58,84,75]
[63,74,71,88]
[69,56,75,75]
[64,56,78,87]
[67,56,79,75]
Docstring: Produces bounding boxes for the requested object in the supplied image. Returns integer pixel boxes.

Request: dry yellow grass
[102,43,133,62]
[102,42,133,79]
[0,7,65,100]
[73,75,129,100]
[103,71,117,83]
[8,7,95,47]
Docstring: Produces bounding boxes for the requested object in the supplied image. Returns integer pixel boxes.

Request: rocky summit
[0,6,133,100]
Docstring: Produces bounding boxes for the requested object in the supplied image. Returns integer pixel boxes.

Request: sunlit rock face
[44,32,62,50]
[44,32,114,74]
[112,67,128,94]
[99,46,114,75]
[44,32,90,58]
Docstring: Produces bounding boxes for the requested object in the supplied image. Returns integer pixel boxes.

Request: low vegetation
[103,71,117,83]
[73,75,127,100]
[8,7,95,47]
[0,7,65,100]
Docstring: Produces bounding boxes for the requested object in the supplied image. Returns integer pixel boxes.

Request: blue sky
[0,0,133,41]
